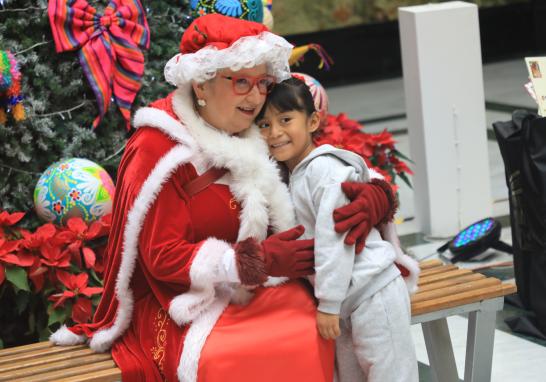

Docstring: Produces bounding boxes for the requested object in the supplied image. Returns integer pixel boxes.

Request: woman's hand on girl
[333,180,397,254]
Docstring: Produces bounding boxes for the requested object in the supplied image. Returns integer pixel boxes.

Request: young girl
[256,77,419,382]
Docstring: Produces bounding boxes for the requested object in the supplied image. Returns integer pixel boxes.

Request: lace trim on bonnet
[164,31,293,86]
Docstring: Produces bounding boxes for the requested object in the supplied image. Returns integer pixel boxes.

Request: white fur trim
[178,285,232,382]
[396,252,420,294]
[89,145,193,352]
[164,32,293,87]
[171,87,295,240]
[50,325,86,346]
[133,107,198,152]
[380,222,420,294]
[169,238,233,325]
[368,167,384,180]
[263,276,288,287]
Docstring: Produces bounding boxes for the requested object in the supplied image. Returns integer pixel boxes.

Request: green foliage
[0,0,189,226]
[5,266,30,291]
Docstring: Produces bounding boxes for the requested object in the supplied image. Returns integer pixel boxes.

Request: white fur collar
[135,88,294,240]
[171,87,295,240]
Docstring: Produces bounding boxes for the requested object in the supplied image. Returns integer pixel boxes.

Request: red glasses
[222,75,276,95]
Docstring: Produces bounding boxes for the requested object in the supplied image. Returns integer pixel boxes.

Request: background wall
[273,0,529,35]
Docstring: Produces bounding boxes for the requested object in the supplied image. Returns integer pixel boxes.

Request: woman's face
[193,64,269,135]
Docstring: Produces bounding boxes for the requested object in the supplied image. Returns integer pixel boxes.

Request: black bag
[493,110,546,335]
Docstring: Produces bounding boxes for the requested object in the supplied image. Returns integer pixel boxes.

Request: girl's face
[258,107,320,171]
[192,64,270,135]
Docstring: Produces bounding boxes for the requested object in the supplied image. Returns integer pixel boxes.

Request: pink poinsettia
[48,270,103,323]
[0,238,33,285]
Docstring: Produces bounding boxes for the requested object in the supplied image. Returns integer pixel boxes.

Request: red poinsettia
[48,270,103,324]
[55,218,103,269]
[18,223,60,291]
[314,112,413,191]
[0,238,33,285]
[0,210,25,237]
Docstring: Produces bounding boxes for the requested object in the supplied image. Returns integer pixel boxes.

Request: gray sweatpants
[335,276,418,382]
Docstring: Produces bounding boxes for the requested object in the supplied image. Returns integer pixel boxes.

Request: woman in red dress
[50,14,396,382]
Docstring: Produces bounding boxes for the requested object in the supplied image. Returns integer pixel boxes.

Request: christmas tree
[0,0,189,224]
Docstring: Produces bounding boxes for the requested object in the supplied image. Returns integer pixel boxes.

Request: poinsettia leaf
[392,149,414,163]
[5,266,30,291]
[72,298,92,324]
[82,247,96,269]
[0,265,5,286]
[47,304,70,327]
[91,294,101,306]
[88,268,103,286]
[398,172,413,188]
[16,290,30,315]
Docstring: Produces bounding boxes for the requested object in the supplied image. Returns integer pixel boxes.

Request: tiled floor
[325,59,545,381]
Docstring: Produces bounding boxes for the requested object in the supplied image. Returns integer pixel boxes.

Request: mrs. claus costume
[50,14,334,382]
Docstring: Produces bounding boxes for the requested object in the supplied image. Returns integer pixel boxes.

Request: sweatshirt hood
[292,144,370,182]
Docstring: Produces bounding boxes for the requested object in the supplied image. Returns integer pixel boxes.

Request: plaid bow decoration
[48,0,150,129]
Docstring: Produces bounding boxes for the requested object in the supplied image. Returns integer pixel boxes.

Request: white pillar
[399,1,492,237]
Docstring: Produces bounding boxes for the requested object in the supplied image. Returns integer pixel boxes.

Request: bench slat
[0,341,54,357]
[57,367,122,382]
[415,273,485,294]
[419,264,457,277]
[0,347,97,374]
[9,360,118,382]
[0,344,89,367]
[418,268,473,286]
[418,259,443,270]
[0,353,112,381]
[411,277,501,304]
[412,283,517,316]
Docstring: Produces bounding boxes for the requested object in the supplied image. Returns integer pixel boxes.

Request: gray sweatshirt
[289,144,400,317]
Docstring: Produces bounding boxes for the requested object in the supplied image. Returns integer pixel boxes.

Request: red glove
[234,225,315,285]
[333,179,397,254]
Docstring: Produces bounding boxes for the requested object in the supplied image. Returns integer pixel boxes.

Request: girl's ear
[307,111,321,133]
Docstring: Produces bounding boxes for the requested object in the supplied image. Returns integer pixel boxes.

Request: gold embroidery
[151,308,169,376]
[229,197,238,210]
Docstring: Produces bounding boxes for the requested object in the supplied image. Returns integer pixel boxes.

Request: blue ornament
[191,0,263,23]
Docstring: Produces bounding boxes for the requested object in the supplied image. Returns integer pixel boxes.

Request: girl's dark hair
[257,76,316,120]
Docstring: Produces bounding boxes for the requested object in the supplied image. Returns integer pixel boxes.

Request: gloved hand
[234,225,314,285]
[262,225,314,278]
[333,179,397,254]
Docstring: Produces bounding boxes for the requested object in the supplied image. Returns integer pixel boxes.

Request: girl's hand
[316,311,340,340]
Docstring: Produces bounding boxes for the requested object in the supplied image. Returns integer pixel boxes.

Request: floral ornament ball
[34,158,115,225]
[292,72,329,125]
[190,0,264,23]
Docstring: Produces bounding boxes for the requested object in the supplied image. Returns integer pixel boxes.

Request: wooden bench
[0,259,516,382]
[412,259,516,382]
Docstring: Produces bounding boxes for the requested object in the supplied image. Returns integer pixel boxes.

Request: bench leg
[421,318,459,382]
[464,309,497,382]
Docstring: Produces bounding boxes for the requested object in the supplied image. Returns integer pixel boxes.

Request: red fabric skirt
[112,280,335,382]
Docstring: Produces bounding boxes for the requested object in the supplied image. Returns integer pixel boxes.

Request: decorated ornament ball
[34,158,115,225]
[293,72,329,124]
[191,0,264,23]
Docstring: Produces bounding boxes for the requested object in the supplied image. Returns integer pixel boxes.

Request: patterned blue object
[215,0,243,17]
[191,0,263,23]
[34,158,115,225]
[453,218,495,248]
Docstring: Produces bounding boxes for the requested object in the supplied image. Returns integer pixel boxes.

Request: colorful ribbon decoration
[48,0,150,129]
[0,50,25,124]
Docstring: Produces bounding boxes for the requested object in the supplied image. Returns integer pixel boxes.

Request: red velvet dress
[67,92,334,381]
[112,148,334,381]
